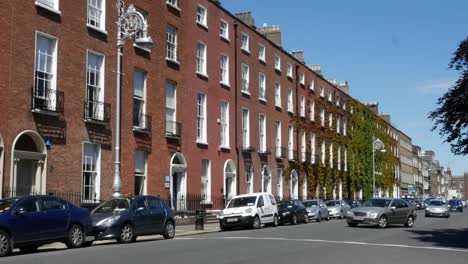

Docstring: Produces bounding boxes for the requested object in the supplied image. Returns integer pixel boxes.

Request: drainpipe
[234,22,240,195]
[295,65,300,162]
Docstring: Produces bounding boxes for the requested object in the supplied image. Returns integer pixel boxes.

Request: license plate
[354,216,364,221]
[227,218,238,223]
[85,236,95,242]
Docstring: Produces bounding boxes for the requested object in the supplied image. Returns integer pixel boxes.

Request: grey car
[326,200,351,219]
[346,198,417,228]
[425,199,450,218]
[303,199,330,222]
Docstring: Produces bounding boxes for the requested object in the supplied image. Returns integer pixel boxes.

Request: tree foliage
[429,37,468,155]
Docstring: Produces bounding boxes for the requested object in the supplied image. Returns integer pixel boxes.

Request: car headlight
[347,211,354,217]
[306,209,311,213]
[245,208,252,214]
[97,215,121,227]
[219,211,224,216]
[368,212,379,218]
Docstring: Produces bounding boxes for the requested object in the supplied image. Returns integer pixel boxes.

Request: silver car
[346,198,417,228]
[326,200,351,219]
[303,199,330,222]
[425,199,450,218]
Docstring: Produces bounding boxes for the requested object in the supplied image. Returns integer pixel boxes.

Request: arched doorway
[290,170,298,199]
[262,165,271,194]
[224,160,236,202]
[10,131,47,196]
[0,133,4,198]
[170,152,187,211]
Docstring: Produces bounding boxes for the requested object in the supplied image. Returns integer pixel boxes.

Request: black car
[402,198,417,209]
[277,200,308,225]
[90,196,175,243]
[345,200,362,209]
[448,200,463,212]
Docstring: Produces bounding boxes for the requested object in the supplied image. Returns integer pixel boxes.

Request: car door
[40,196,70,238]
[388,199,400,224]
[256,195,266,223]
[269,195,278,218]
[131,197,150,235]
[263,194,273,223]
[295,201,306,220]
[9,197,46,243]
[147,196,166,233]
[396,199,410,223]
[319,200,328,217]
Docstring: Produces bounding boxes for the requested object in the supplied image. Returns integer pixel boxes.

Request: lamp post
[112,0,153,198]
[372,137,385,197]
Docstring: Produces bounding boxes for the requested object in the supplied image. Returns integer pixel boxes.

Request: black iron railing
[32,87,64,114]
[133,113,152,132]
[84,100,111,123]
[162,193,227,216]
[165,120,182,138]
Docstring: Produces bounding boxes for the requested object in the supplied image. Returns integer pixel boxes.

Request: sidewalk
[36,223,220,252]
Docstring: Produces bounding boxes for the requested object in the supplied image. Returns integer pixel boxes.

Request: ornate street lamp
[113,0,153,198]
[372,137,385,197]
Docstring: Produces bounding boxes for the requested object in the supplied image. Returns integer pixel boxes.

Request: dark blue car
[90,196,175,243]
[0,195,93,257]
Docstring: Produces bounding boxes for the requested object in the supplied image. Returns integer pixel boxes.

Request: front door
[172,172,183,211]
[16,159,36,195]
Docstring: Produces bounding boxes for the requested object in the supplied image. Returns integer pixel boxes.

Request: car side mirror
[136,207,146,213]
[14,207,26,215]
[390,206,396,210]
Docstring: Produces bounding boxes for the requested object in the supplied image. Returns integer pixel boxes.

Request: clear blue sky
[224,0,467,175]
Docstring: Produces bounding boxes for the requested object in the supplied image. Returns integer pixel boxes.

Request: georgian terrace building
[0,0,402,210]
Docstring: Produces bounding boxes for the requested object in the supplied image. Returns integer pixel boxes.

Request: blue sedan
[0,195,93,257]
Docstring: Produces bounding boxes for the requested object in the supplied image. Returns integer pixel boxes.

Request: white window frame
[300,96,305,117]
[287,88,294,113]
[320,86,325,97]
[196,4,208,28]
[241,32,250,53]
[337,117,341,134]
[344,120,347,136]
[288,125,294,160]
[166,25,178,63]
[330,143,334,168]
[34,31,58,111]
[310,79,315,91]
[321,141,326,165]
[259,72,266,101]
[311,133,316,164]
[259,114,267,153]
[274,55,281,71]
[220,19,229,40]
[328,91,333,102]
[196,93,207,144]
[82,142,101,201]
[241,63,250,94]
[166,0,180,10]
[85,50,105,121]
[329,113,333,128]
[220,54,229,86]
[246,164,254,194]
[242,108,250,149]
[220,101,229,148]
[310,100,315,121]
[258,43,266,62]
[134,9,149,51]
[133,69,146,129]
[344,148,348,171]
[301,129,306,162]
[338,145,341,171]
[320,108,325,126]
[166,80,177,135]
[300,72,305,85]
[302,173,308,200]
[201,159,211,203]
[287,64,293,78]
[35,0,61,15]
[87,0,106,33]
[275,121,282,158]
[134,150,147,195]
[274,82,281,108]
[196,41,207,76]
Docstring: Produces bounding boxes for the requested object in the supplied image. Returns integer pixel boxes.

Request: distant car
[448,200,463,212]
[326,200,351,219]
[303,199,330,222]
[0,195,93,257]
[402,198,417,209]
[219,193,278,231]
[90,196,175,243]
[462,200,467,208]
[425,200,450,218]
[346,198,417,228]
[345,200,362,209]
[277,200,308,225]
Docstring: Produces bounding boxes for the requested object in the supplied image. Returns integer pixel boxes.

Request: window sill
[87,24,108,35]
[196,140,208,146]
[220,82,230,88]
[166,2,181,11]
[220,35,230,42]
[196,72,209,79]
[241,90,251,96]
[133,43,151,53]
[287,75,293,79]
[275,68,281,73]
[220,146,231,151]
[166,57,180,65]
[133,126,151,134]
[35,1,61,15]
[196,21,208,30]
[259,98,267,103]
[241,48,250,54]
[259,58,266,64]
[275,104,282,109]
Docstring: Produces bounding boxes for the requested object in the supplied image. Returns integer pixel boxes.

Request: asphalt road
[2,210,468,264]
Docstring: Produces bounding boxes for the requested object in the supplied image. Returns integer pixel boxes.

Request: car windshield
[326,201,339,207]
[227,196,257,208]
[448,200,458,205]
[303,201,318,207]
[363,199,391,208]
[0,198,17,213]
[92,199,131,214]
[429,200,445,206]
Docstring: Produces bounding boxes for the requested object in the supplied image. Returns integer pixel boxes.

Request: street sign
[408,184,416,194]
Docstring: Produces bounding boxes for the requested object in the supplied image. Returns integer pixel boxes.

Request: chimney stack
[379,113,391,123]
[366,102,379,115]
[235,12,256,28]
[309,64,321,75]
[257,24,282,47]
[291,50,305,64]
[338,81,349,94]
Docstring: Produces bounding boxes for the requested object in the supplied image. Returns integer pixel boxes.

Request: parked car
[448,200,463,212]
[0,195,94,257]
[462,200,467,208]
[90,196,175,243]
[219,193,278,231]
[326,200,351,219]
[345,200,362,209]
[277,200,308,225]
[402,198,417,209]
[303,199,330,222]
[425,199,450,218]
[346,198,417,228]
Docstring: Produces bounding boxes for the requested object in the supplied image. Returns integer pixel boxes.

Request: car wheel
[163,221,175,239]
[291,214,298,225]
[0,231,11,257]
[220,224,231,231]
[252,215,261,229]
[317,212,322,222]
[446,214,450,218]
[65,225,85,248]
[303,214,309,224]
[348,222,358,227]
[118,223,136,243]
[272,215,279,227]
[425,214,429,217]
[378,215,388,229]
[326,214,330,221]
[19,246,38,254]
[405,216,414,228]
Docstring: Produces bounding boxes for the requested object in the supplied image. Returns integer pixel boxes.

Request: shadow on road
[407,228,468,249]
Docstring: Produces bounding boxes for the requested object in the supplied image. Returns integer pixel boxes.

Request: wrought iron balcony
[83,100,111,123]
[258,149,271,156]
[133,113,152,132]
[31,87,64,115]
[166,120,182,138]
[242,146,256,153]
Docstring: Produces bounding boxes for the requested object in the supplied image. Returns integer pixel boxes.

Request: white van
[218,192,278,231]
